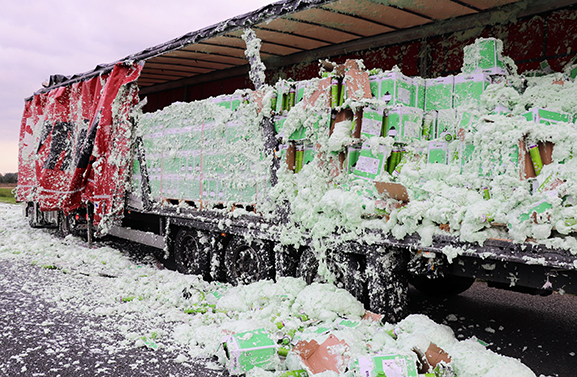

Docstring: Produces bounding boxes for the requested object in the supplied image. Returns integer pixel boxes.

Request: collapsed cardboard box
[293,334,350,375]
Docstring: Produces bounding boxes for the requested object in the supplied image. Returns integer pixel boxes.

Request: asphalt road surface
[0,258,226,377]
[1,236,576,376]
[408,282,577,377]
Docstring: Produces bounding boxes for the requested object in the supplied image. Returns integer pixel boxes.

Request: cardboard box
[360,106,385,138]
[384,106,423,143]
[521,108,571,125]
[346,145,362,173]
[435,108,458,141]
[352,354,419,377]
[425,76,454,111]
[413,77,426,110]
[293,334,349,375]
[462,38,508,75]
[352,143,391,180]
[224,328,278,375]
[344,66,372,102]
[453,73,491,108]
[231,94,243,111]
[378,71,416,107]
[212,95,232,109]
[374,181,410,202]
[428,141,448,165]
[369,75,381,98]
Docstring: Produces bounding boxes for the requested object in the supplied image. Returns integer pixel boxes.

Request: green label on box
[522,108,571,125]
[379,71,416,107]
[425,76,454,111]
[226,329,277,374]
[353,355,419,377]
[384,106,423,143]
[462,38,507,75]
[361,106,384,137]
[453,73,491,108]
[428,141,448,164]
[352,143,390,180]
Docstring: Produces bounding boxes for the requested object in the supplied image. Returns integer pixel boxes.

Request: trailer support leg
[366,246,408,323]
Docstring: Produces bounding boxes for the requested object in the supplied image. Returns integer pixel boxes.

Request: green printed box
[384,106,423,143]
[436,108,457,141]
[457,110,479,133]
[231,94,243,111]
[462,38,508,75]
[521,108,571,125]
[346,145,362,173]
[296,79,313,104]
[369,75,380,98]
[224,329,278,375]
[352,354,419,377]
[425,76,454,111]
[379,71,416,107]
[352,142,391,180]
[453,73,491,108]
[212,95,231,109]
[360,106,385,138]
[274,116,287,135]
[273,116,306,140]
[428,141,448,165]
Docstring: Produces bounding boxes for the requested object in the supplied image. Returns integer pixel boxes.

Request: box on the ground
[351,354,419,377]
[223,328,278,375]
[293,334,349,375]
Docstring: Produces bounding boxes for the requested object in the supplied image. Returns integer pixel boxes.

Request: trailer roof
[37,0,577,96]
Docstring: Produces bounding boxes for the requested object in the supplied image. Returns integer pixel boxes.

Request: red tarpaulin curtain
[17,61,143,230]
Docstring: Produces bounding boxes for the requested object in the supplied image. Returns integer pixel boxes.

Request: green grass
[0,187,16,204]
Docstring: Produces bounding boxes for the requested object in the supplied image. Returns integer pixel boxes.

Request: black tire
[174,228,210,280]
[275,244,299,278]
[224,237,274,285]
[409,274,475,297]
[366,247,408,323]
[296,249,365,303]
[295,247,320,285]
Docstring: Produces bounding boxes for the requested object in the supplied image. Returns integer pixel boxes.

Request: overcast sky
[0,0,276,174]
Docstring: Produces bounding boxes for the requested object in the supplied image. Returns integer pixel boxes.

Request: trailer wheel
[409,274,475,297]
[224,237,274,285]
[174,228,210,280]
[296,247,319,285]
[296,249,365,303]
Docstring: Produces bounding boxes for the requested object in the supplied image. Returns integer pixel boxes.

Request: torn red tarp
[16,61,143,229]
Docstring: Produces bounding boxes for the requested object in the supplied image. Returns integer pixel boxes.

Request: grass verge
[0,187,16,204]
